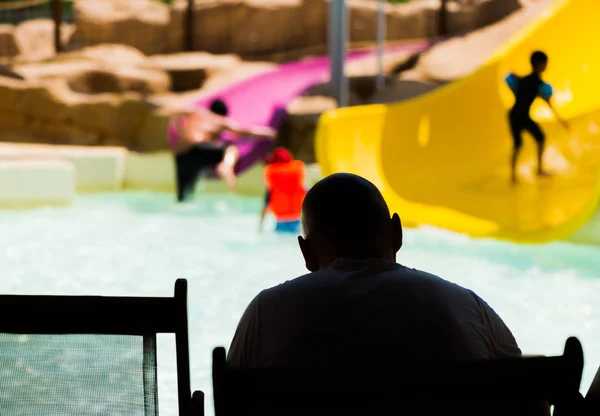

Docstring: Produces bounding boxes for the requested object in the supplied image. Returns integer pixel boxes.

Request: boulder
[298,49,420,104]
[348,0,519,44]
[0,119,102,146]
[13,44,170,94]
[303,80,364,106]
[145,52,240,92]
[0,24,18,59]
[417,0,548,81]
[0,78,75,124]
[13,19,76,63]
[68,66,171,94]
[344,50,419,77]
[366,76,446,105]
[13,60,100,81]
[59,44,148,66]
[67,0,171,55]
[278,96,337,163]
[52,0,523,60]
[349,0,438,43]
[168,0,310,56]
[15,44,149,81]
[148,60,277,110]
[0,48,276,153]
[135,107,175,151]
[0,64,25,80]
[0,76,155,148]
[67,93,155,144]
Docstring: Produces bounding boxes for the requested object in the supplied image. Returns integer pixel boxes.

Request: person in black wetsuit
[168,99,276,202]
[505,50,568,184]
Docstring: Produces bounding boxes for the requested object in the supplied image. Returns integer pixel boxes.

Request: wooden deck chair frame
[212,337,584,416]
[0,278,204,416]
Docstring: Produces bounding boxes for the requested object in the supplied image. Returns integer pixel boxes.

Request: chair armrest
[190,390,205,416]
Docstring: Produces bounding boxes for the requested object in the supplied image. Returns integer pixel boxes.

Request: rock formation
[0,0,537,163]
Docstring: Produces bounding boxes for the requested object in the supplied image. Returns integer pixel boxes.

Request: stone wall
[0,44,260,152]
[1,0,521,61]
[0,0,525,158]
[0,19,75,62]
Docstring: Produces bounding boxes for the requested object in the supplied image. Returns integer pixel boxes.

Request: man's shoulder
[259,264,460,299]
[260,269,332,298]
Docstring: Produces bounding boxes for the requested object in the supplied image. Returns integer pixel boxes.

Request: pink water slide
[191,41,433,175]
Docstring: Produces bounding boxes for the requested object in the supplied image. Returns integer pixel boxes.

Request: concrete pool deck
[3,141,600,247]
[0,142,323,206]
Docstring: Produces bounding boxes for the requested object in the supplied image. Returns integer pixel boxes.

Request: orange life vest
[264,160,306,222]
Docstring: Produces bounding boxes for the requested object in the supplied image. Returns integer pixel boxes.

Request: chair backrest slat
[0,295,177,334]
[212,337,584,416]
[0,279,192,416]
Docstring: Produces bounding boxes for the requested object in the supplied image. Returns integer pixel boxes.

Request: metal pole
[185,0,195,51]
[376,0,386,92]
[51,0,63,54]
[329,0,348,107]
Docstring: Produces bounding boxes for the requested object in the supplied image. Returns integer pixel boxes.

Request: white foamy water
[1,192,599,415]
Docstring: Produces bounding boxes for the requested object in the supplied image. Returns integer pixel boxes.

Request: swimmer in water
[505,50,569,184]
[260,147,306,233]
[168,99,276,202]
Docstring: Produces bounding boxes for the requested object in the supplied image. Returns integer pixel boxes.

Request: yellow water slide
[315,0,600,244]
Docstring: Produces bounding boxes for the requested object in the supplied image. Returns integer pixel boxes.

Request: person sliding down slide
[505,50,569,184]
[168,99,277,202]
[259,148,307,233]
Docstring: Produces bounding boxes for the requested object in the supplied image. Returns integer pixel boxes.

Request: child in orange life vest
[259,147,307,233]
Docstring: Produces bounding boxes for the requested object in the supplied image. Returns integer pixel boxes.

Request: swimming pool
[1,191,599,415]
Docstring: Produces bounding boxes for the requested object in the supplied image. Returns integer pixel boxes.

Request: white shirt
[228,258,521,368]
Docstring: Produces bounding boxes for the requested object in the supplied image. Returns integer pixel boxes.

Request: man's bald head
[299,173,402,268]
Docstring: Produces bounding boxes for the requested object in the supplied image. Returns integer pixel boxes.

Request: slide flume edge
[315,0,600,245]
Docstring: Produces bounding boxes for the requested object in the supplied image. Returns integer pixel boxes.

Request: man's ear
[391,213,403,255]
[298,236,319,272]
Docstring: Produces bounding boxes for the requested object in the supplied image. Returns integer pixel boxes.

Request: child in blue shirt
[505,50,568,184]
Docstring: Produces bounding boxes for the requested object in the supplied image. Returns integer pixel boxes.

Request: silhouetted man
[228,172,548,415]
[230,173,521,364]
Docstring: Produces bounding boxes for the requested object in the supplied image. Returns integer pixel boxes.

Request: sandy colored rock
[14,45,150,82]
[366,77,446,105]
[278,96,336,162]
[164,0,515,59]
[0,76,155,149]
[14,60,99,81]
[1,120,102,146]
[349,0,519,44]
[0,24,18,59]
[0,78,75,123]
[345,50,419,77]
[67,93,154,142]
[135,107,173,151]
[59,44,148,66]
[145,52,240,92]
[303,80,364,106]
[349,0,436,42]
[68,66,170,95]
[286,95,337,115]
[0,64,24,80]
[13,19,76,63]
[168,0,309,56]
[150,61,276,110]
[0,0,533,157]
[67,0,171,55]
[31,0,522,60]
[417,0,551,81]
[13,44,169,95]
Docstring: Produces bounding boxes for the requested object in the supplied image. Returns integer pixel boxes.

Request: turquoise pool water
[1,192,599,415]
